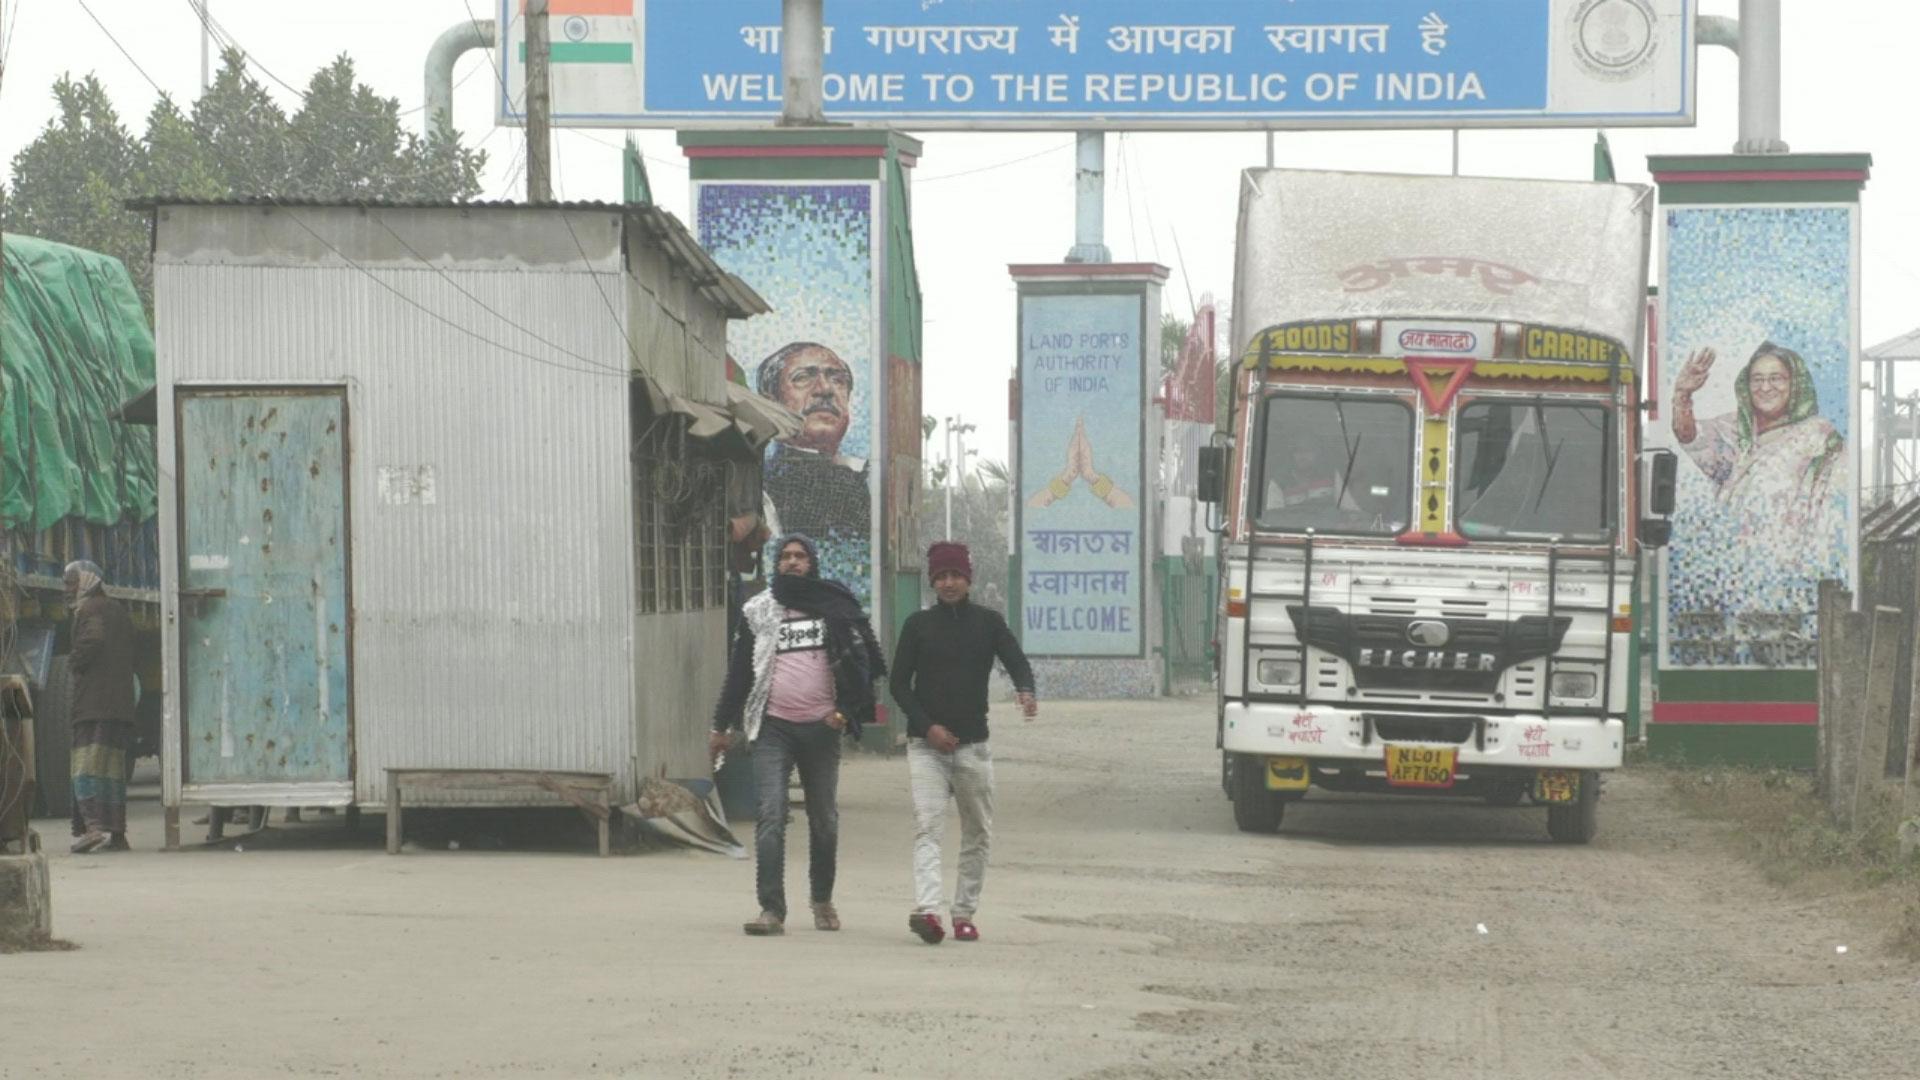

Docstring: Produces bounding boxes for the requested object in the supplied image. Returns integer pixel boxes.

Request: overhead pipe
[1694,6,1788,154]
[423,19,495,137]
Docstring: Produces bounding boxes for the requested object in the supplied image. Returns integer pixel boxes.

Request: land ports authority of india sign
[498,0,1696,129]
[1018,293,1146,659]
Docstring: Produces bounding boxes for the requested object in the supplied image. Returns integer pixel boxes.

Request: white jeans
[908,739,995,919]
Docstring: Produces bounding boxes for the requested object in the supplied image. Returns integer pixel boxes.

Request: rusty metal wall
[153,205,647,807]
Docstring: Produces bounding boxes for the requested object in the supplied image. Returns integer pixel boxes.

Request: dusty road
[15,698,1919,1079]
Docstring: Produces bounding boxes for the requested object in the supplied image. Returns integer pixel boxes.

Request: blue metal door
[178,390,350,785]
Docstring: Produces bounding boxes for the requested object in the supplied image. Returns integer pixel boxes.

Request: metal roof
[126,197,770,320]
[1867,328,1920,361]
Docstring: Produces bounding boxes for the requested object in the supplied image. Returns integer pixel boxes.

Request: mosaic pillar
[1646,153,1872,766]
[684,130,923,742]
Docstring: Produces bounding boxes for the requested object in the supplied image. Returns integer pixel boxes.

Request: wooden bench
[384,769,615,857]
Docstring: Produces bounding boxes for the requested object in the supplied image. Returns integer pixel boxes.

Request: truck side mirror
[1197,446,1226,505]
[1646,450,1677,518]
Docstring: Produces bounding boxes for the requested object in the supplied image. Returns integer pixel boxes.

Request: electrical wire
[183,0,309,103]
[76,0,167,95]
[914,138,1074,183]
[371,213,628,377]
[75,1,637,390]
[1116,132,1143,261]
[0,0,23,71]
[275,205,626,380]
[1124,133,1163,263]
[454,2,660,394]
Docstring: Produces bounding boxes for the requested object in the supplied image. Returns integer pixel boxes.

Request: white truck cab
[1200,170,1677,843]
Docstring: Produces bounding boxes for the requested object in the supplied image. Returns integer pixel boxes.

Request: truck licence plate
[1383,745,1456,788]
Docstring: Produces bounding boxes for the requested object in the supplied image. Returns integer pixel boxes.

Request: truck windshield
[1455,401,1613,542]
[1253,394,1413,536]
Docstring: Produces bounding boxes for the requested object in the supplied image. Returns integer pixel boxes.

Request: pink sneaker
[953,918,979,942]
[908,912,946,945]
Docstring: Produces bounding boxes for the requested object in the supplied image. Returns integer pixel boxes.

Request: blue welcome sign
[1017,292,1147,658]
[500,0,1696,129]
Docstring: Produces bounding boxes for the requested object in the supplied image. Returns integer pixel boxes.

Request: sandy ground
[13,698,1920,1079]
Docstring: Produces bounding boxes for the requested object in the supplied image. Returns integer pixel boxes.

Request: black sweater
[889,599,1036,744]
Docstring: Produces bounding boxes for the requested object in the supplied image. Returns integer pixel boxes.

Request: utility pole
[525,0,554,202]
[944,417,956,541]
[195,1,212,93]
[944,416,976,540]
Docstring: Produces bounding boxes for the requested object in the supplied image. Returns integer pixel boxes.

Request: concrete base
[1,837,53,944]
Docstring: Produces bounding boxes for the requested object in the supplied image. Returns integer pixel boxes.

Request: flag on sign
[520,0,636,65]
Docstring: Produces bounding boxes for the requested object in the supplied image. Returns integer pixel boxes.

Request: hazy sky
[2,1,1913,473]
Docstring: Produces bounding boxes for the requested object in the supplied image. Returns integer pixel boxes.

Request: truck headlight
[1550,671,1599,700]
[1257,658,1303,688]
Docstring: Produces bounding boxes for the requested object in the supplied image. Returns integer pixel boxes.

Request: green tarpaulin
[1,234,157,532]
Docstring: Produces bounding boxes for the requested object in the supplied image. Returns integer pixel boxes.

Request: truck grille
[1366,714,1482,746]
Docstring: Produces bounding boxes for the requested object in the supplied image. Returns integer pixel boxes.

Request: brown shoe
[811,902,841,931]
[743,910,785,936]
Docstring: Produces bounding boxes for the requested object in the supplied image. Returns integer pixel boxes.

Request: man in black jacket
[890,541,1037,944]
[710,534,885,936]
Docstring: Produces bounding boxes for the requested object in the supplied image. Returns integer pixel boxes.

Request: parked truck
[1199,170,1676,843]
[1,234,163,820]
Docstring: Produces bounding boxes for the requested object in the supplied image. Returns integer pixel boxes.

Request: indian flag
[520,0,636,65]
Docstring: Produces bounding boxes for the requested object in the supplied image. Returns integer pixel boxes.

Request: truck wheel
[31,658,75,821]
[1230,753,1285,834]
[1546,770,1600,844]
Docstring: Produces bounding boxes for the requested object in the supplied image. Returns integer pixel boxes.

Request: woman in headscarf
[1671,341,1847,529]
[63,560,138,853]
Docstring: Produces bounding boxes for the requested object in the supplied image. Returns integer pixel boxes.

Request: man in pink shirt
[710,535,885,936]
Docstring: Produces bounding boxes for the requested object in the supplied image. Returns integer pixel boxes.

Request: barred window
[634,429,730,615]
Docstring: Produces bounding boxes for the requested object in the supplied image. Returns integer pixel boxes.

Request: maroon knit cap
[927,541,972,582]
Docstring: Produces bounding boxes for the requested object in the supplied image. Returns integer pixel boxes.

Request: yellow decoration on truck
[1521,327,1627,366]
[1419,416,1451,534]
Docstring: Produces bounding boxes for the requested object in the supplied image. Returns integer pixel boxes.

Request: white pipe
[1734,0,1787,154]
[781,0,826,126]
[1066,132,1112,264]
[424,19,495,136]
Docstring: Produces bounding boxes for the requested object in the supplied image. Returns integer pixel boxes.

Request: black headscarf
[767,533,864,622]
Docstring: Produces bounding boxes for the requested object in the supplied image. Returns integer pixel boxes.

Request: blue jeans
[752,717,841,920]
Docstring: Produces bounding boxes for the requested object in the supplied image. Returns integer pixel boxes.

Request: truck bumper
[1222,701,1624,772]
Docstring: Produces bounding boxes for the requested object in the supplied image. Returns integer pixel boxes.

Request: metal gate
[1162,559,1218,696]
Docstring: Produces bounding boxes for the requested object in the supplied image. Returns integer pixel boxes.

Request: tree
[1161,313,1188,373]
[1,76,146,293]
[2,50,488,315]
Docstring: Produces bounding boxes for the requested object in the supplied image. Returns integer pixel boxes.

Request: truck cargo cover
[1,235,158,532]
[1232,169,1652,360]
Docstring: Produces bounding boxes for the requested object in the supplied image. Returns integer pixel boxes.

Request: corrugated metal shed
[143,200,762,813]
